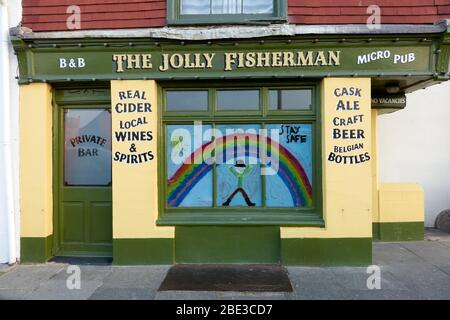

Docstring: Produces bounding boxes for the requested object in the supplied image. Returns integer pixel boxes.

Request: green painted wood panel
[175,226,280,263]
[113,239,174,265]
[373,222,424,241]
[53,89,113,258]
[11,36,440,83]
[21,235,53,263]
[281,238,372,266]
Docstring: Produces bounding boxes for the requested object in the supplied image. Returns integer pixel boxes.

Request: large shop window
[167,0,287,25]
[160,84,322,226]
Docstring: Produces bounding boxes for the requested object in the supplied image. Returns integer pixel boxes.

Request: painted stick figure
[222,160,256,207]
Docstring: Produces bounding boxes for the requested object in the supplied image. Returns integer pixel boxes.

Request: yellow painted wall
[282,78,373,239]
[19,83,53,238]
[372,109,380,224]
[369,109,424,225]
[19,79,420,243]
[111,80,174,239]
[378,183,424,223]
[372,109,424,225]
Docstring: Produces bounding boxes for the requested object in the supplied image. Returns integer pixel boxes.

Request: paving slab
[90,265,170,300]
[25,279,103,300]
[383,262,450,291]
[100,266,169,289]
[155,290,289,300]
[399,241,450,268]
[155,291,220,300]
[373,242,424,265]
[328,266,409,291]
[0,235,448,300]
[0,264,16,274]
[437,243,450,255]
[337,289,423,300]
[287,267,346,293]
[328,267,373,291]
[425,228,450,242]
[0,289,31,300]
[291,287,351,300]
[216,292,289,300]
[413,287,450,300]
[49,265,112,282]
[287,267,347,300]
[90,287,156,300]
[437,265,450,276]
[0,264,65,291]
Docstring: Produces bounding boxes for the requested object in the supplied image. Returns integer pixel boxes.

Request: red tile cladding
[22,0,167,31]
[288,0,450,24]
[21,0,450,32]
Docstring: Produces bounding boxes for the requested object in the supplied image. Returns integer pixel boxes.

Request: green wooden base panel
[113,239,174,265]
[372,223,380,240]
[175,227,280,264]
[373,222,424,241]
[21,235,376,266]
[21,235,53,263]
[281,238,372,266]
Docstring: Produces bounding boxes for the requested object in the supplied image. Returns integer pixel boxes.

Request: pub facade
[12,0,450,265]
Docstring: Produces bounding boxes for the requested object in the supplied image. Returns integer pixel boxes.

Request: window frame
[167,0,287,25]
[157,81,323,227]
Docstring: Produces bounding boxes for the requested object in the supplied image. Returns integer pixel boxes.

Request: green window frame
[167,0,287,25]
[157,81,323,227]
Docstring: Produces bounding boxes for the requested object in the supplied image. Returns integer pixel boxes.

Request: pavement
[0,229,449,300]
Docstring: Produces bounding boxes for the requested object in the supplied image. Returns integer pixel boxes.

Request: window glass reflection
[182,0,274,15]
[64,109,112,186]
[166,91,209,111]
[269,89,312,110]
[217,90,260,110]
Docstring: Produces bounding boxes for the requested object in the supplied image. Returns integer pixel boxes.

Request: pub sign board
[371,94,407,109]
[12,39,436,82]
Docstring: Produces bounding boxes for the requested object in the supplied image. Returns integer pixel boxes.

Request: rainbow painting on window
[166,124,313,208]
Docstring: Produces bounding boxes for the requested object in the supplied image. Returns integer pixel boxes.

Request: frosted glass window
[64,109,112,186]
[181,0,210,14]
[181,0,273,15]
[243,0,273,14]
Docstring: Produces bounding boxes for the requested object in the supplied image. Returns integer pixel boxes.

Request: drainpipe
[0,0,17,265]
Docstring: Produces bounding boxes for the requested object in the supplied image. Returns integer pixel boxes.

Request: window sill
[156,212,324,227]
[167,17,287,27]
